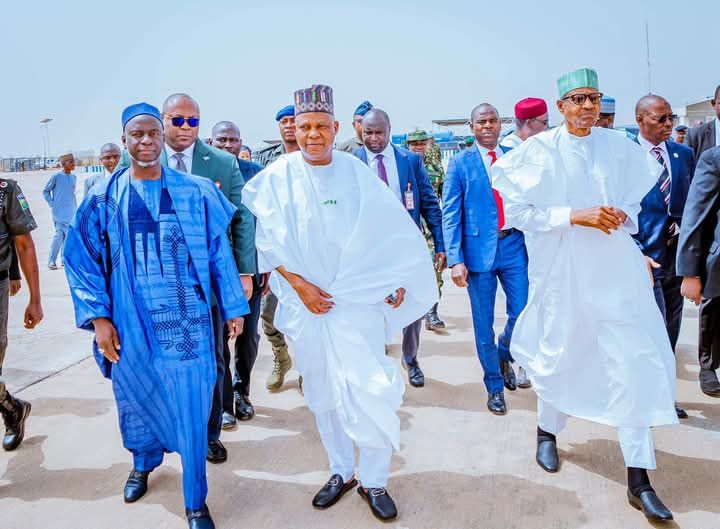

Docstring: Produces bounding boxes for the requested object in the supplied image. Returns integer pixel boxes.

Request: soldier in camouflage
[405,129,446,331]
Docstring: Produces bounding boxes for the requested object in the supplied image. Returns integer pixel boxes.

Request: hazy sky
[2,0,717,157]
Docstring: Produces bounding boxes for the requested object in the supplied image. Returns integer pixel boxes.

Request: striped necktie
[652,146,671,205]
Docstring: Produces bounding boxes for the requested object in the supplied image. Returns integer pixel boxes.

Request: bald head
[99,142,121,173]
[635,94,674,145]
[469,103,501,149]
[211,121,242,157]
[163,93,199,114]
[635,95,669,116]
[362,108,391,153]
[471,103,499,123]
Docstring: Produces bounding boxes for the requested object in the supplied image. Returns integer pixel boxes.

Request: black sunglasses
[168,116,200,128]
[648,113,678,124]
[562,92,604,107]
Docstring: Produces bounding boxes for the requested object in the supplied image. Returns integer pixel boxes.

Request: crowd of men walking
[0,71,719,528]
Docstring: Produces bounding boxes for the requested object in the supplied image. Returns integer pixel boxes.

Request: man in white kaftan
[242,85,437,522]
[493,68,677,522]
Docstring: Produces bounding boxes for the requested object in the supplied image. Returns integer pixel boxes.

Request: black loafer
[234,393,255,421]
[500,360,517,391]
[627,489,673,521]
[312,474,357,509]
[186,504,215,529]
[358,487,398,521]
[536,439,559,473]
[402,360,425,388]
[487,392,507,415]
[123,469,150,503]
[206,440,227,464]
[699,368,720,397]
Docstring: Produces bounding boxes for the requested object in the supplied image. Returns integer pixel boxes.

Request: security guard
[0,177,43,451]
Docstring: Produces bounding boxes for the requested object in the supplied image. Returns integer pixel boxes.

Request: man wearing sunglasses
[632,95,695,419]
[493,68,677,522]
[500,97,549,150]
[119,93,256,465]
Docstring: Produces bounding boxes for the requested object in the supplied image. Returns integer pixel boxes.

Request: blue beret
[600,96,616,114]
[275,104,295,122]
[122,102,162,129]
[354,100,373,117]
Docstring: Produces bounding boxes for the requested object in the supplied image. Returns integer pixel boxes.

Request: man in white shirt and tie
[354,109,444,389]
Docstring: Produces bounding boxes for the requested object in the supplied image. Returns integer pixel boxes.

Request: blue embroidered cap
[122,102,162,129]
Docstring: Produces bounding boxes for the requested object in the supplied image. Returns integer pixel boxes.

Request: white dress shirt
[365,143,402,201]
[166,142,195,174]
[715,117,720,148]
[475,142,504,180]
[638,134,672,180]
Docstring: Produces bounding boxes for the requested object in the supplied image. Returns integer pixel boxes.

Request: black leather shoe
[312,474,358,509]
[675,404,688,419]
[487,392,506,415]
[234,392,255,421]
[358,487,398,521]
[123,469,150,503]
[536,438,559,473]
[699,368,720,397]
[1,395,31,451]
[206,440,227,464]
[402,360,425,388]
[221,411,237,431]
[500,360,517,391]
[186,505,215,529]
[627,489,673,521]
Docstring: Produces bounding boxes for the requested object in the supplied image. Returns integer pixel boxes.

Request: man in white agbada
[492,68,677,523]
[241,85,437,522]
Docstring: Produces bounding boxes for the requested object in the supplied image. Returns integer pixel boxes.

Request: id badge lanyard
[404,182,415,210]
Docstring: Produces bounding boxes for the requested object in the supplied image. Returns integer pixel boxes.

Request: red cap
[514,98,548,120]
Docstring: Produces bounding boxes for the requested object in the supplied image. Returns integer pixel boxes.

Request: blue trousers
[466,231,528,394]
[49,220,69,266]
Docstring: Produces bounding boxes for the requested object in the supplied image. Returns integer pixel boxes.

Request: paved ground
[1,170,718,529]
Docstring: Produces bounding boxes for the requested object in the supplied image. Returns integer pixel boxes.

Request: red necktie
[488,150,505,230]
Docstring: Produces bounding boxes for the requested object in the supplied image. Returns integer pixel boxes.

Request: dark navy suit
[210,158,263,429]
[354,145,443,366]
[633,139,694,351]
[442,143,529,394]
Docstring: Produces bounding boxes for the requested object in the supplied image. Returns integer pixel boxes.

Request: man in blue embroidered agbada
[64,103,249,529]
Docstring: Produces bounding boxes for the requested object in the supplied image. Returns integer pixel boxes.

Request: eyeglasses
[647,113,678,124]
[562,92,604,106]
[529,118,549,126]
[167,116,200,128]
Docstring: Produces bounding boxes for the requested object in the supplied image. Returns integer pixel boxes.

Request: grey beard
[129,152,160,168]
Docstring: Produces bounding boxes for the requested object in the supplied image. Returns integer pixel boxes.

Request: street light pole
[40,117,53,169]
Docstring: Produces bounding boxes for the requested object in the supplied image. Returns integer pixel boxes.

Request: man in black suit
[677,146,720,397]
[686,85,720,161]
[210,121,264,427]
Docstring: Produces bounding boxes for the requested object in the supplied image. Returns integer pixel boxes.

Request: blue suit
[442,144,529,394]
[633,139,695,351]
[354,145,443,366]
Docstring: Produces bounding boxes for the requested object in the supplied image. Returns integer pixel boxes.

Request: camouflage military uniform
[255,142,286,167]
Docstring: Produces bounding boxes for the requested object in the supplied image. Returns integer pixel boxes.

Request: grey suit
[677,146,720,374]
[687,120,717,163]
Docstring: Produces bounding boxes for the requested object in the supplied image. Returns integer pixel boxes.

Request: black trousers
[208,276,262,441]
[699,297,720,371]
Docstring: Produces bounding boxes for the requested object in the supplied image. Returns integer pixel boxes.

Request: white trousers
[315,409,393,488]
[537,399,657,469]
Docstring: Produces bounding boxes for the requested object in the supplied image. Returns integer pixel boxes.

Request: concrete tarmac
[1,170,718,529]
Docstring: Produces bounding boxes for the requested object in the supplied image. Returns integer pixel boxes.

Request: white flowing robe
[492,126,677,429]
[242,151,438,448]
